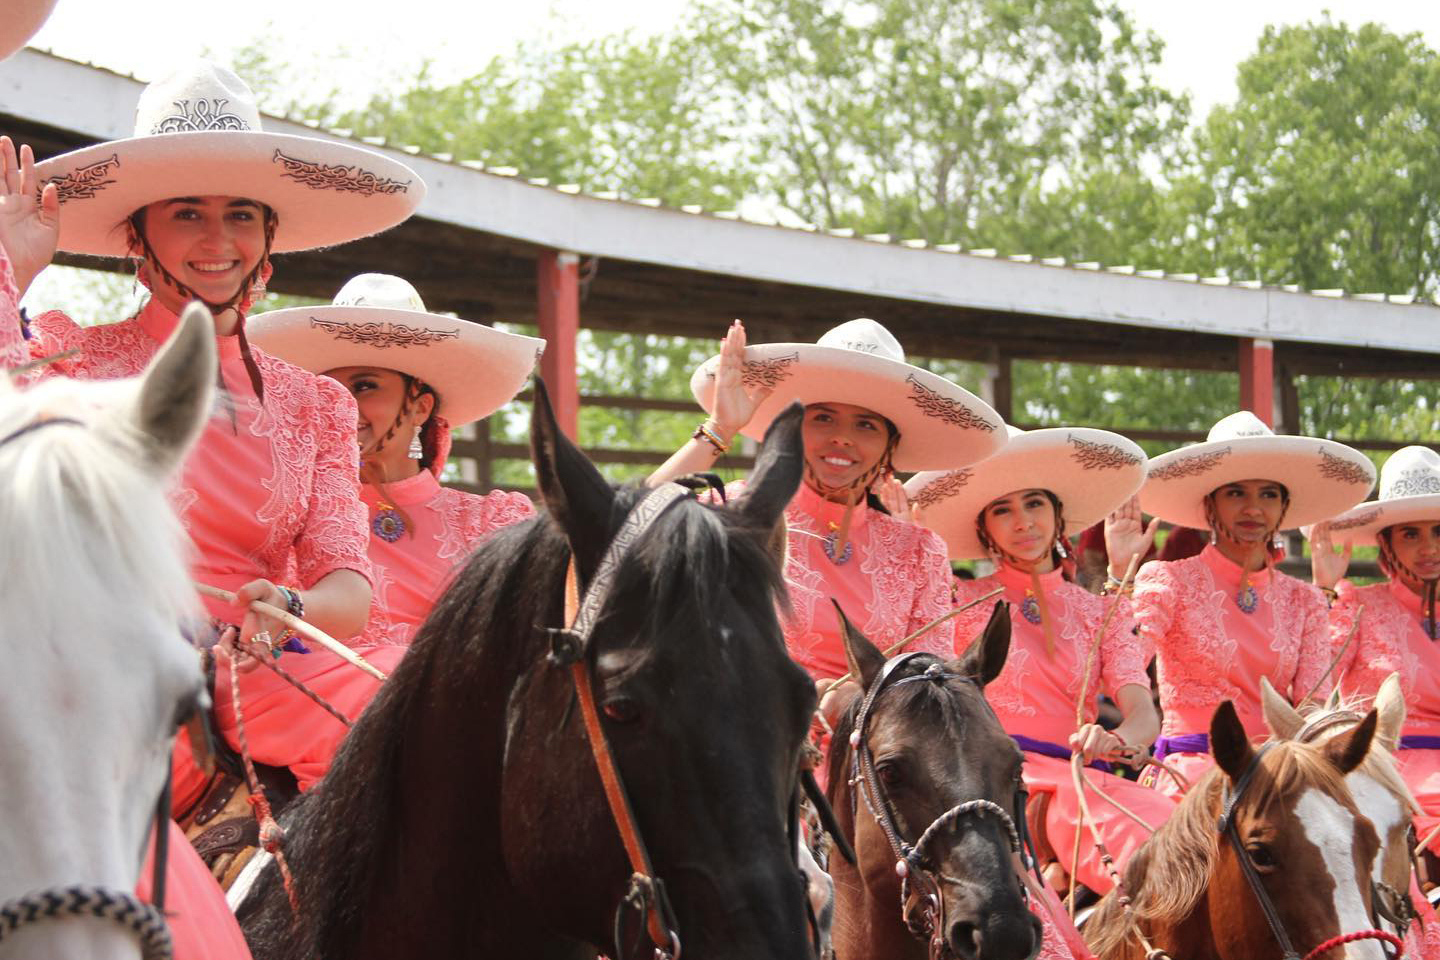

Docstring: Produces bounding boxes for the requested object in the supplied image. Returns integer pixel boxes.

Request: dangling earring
[408,432,424,460]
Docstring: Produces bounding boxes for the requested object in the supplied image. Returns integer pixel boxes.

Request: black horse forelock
[240,482,792,960]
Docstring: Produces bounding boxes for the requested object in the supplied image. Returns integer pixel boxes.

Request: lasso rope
[194,582,387,681]
[229,652,301,917]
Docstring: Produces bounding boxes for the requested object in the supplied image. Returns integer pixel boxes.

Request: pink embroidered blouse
[951,565,1148,743]
[2,254,371,621]
[778,482,957,680]
[1335,580,1440,737]
[1132,545,1331,738]
[356,469,534,646]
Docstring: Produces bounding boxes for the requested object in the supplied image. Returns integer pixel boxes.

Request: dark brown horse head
[1086,700,1386,960]
[510,381,819,958]
[828,602,1041,960]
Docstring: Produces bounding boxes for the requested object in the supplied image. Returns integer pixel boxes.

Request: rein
[848,652,1025,960]
[1219,743,1405,960]
[548,482,691,960]
[0,414,174,958]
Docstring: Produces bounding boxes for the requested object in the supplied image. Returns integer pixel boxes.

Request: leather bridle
[0,415,174,959]
[1217,743,1404,960]
[849,652,1028,960]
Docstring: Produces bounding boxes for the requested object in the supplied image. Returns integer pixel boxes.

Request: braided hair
[1377,526,1440,639]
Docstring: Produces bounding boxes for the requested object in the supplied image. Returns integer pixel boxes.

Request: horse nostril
[948,919,980,959]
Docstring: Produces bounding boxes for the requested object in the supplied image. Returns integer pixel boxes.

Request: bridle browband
[848,652,1027,960]
[0,413,175,959]
[1217,742,1405,960]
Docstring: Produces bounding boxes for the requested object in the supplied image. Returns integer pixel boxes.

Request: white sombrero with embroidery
[1139,411,1374,531]
[1324,446,1440,548]
[2,0,56,60]
[903,426,1147,560]
[248,274,545,427]
[689,318,1006,472]
[35,60,424,258]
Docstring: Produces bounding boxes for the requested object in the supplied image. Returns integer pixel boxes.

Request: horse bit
[1218,742,1406,960]
[849,651,1029,960]
[0,415,175,959]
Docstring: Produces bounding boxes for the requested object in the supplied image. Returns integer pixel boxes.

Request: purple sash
[1011,734,1113,773]
[1400,735,1440,750]
[1153,733,1210,761]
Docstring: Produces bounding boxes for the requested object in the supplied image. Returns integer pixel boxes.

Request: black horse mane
[244,483,788,959]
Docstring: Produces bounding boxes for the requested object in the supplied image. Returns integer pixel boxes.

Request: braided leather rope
[0,885,172,960]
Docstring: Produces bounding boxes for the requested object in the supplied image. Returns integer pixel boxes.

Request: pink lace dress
[952,567,1177,893]
[356,469,534,647]
[1131,545,1331,795]
[776,482,957,680]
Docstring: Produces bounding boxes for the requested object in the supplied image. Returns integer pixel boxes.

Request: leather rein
[1218,742,1404,960]
[849,652,1029,960]
[0,415,175,959]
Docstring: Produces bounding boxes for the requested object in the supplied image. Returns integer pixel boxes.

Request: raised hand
[1104,495,1160,579]
[875,472,917,522]
[1308,521,1352,590]
[708,320,771,439]
[0,137,59,297]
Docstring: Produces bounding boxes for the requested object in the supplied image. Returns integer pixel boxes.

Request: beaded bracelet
[693,422,730,455]
[278,584,305,620]
[1102,575,1134,597]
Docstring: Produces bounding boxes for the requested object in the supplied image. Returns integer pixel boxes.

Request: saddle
[175,653,299,890]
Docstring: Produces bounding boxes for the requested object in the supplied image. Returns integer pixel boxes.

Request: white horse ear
[1260,675,1303,740]
[1374,673,1407,753]
[129,301,216,476]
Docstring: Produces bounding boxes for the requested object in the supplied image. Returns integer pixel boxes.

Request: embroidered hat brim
[1,0,56,60]
[688,343,1006,472]
[35,131,423,257]
[903,428,1147,560]
[247,305,544,427]
[1325,495,1440,548]
[1139,436,1375,531]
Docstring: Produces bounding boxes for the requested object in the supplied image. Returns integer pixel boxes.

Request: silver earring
[408,433,424,460]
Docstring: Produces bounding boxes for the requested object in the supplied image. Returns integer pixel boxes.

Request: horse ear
[1259,676,1303,741]
[1374,673,1406,754]
[529,377,615,574]
[954,601,1010,688]
[1210,700,1256,782]
[835,600,885,692]
[1324,709,1378,775]
[128,301,216,477]
[732,401,804,536]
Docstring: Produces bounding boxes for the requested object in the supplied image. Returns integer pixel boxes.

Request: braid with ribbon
[358,374,441,541]
[1378,528,1440,639]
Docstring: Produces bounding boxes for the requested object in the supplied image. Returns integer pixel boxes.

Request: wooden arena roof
[3,47,1438,380]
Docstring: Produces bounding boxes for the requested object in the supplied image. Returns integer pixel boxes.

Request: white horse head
[0,303,216,960]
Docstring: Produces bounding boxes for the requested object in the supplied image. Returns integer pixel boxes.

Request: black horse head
[240,379,819,960]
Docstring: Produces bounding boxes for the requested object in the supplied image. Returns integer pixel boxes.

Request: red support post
[536,249,580,439]
[1238,337,1275,428]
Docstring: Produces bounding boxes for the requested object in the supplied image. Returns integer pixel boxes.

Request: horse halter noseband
[849,652,1025,960]
[1218,743,1405,960]
[0,415,175,959]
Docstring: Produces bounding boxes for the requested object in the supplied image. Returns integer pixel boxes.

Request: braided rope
[231,654,302,917]
[0,885,172,960]
[1301,928,1405,960]
[255,655,353,728]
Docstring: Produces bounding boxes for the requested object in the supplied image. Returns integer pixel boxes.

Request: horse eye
[877,763,903,787]
[1247,843,1277,869]
[602,698,641,724]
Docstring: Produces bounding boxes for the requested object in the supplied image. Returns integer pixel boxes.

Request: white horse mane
[0,373,198,635]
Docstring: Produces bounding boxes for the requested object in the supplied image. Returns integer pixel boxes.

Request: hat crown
[332,273,427,312]
[815,318,905,363]
[1379,446,1440,500]
[134,60,262,137]
[1207,410,1274,442]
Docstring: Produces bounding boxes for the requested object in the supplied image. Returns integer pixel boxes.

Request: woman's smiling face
[137,196,267,313]
[802,402,892,492]
[981,488,1057,564]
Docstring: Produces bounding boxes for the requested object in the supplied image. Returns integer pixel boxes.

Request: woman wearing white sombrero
[0,60,422,954]
[1121,412,1374,795]
[905,428,1176,896]
[652,318,1006,702]
[1311,446,1440,856]
[250,273,543,649]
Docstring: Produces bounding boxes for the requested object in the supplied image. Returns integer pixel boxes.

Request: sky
[25,1,1440,121]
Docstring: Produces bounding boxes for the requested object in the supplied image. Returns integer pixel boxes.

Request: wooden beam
[1238,338,1275,426]
[536,250,581,438]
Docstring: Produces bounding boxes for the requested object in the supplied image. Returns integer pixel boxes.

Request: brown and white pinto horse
[825,602,1044,960]
[1086,700,1392,960]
